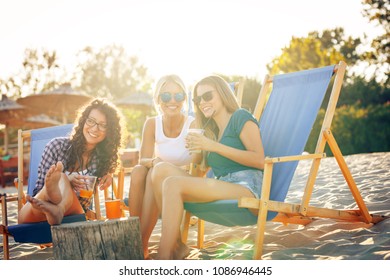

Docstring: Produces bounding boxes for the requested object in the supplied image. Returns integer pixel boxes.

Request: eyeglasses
[85,117,107,132]
[159,92,186,103]
[192,91,214,105]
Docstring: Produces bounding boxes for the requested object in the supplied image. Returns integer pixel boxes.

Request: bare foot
[45,162,64,205]
[173,240,191,260]
[26,195,64,225]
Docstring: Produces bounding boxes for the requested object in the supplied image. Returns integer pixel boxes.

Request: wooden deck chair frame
[1,125,102,259]
[181,61,386,259]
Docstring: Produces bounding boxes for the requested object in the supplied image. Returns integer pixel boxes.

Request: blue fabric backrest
[184,66,335,226]
[260,65,334,202]
[27,124,74,195]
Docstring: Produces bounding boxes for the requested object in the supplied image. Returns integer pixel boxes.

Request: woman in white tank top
[128,75,195,259]
[154,114,194,167]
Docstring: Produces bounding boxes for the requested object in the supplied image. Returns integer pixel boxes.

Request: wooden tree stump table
[51,217,143,260]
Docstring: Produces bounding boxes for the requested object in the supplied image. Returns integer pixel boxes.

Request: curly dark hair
[67,98,125,177]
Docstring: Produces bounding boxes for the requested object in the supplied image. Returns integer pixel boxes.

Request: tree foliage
[266,28,359,75]
[339,75,390,107]
[75,45,153,99]
[361,0,390,79]
[0,48,65,97]
[306,103,390,155]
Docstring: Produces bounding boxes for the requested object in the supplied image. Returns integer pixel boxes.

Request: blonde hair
[152,74,188,113]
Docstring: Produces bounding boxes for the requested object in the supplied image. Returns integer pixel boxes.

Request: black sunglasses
[159,92,186,103]
[192,91,214,105]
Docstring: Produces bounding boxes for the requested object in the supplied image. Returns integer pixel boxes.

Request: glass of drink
[105,199,122,219]
[187,128,205,154]
[79,175,97,198]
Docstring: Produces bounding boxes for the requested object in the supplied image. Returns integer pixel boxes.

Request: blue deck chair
[182,62,384,259]
[0,124,92,260]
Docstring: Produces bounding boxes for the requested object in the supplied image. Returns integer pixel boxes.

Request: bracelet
[151,157,161,167]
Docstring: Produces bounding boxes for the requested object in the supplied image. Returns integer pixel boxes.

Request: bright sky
[0,0,381,88]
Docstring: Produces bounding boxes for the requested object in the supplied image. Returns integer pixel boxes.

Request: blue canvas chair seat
[185,200,257,227]
[8,214,86,244]
[1,124,89,260]
[182,62,383,259]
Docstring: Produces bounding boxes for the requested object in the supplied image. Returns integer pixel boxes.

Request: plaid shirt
[33,137,99,211]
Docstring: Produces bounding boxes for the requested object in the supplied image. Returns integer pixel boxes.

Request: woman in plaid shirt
[18,98,125,225]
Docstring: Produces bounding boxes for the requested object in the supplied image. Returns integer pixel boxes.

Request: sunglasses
[85,117,107,132]
[192,91,214,105]
[159,92,186,103]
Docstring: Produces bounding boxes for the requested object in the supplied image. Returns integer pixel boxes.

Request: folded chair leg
[254,201,269,260]
[3,231,9,260]
[324,129,372,223]
[253,161,273,260]
[197,219,204,249]
[1,194,10,260]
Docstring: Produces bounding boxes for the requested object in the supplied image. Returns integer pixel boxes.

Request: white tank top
[154,114,194,167]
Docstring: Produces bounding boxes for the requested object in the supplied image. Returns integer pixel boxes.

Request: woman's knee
[151,162,176,183]
[132,165,149,176]
[162,176,185,197]
[131,165,149,183]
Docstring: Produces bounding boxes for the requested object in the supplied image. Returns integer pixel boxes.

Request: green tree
[121,108,156,148]
[266,28,360,75]
[0,48,65,97]
[75,45,152,99]
[339,75,390,107]
[267,28,354,75]
[306,103,390,155]
[312,28,361,65]
[361,0,389,83]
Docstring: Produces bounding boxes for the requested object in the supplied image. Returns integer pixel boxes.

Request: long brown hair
[192,75,240,169]
[67,98,126,177]
[192,75,239,141]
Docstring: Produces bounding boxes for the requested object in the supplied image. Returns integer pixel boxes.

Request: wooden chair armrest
[264,153,326,164]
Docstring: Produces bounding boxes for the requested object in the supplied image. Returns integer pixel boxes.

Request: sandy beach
[1,152,389,260]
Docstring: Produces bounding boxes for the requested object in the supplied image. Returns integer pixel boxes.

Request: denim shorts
[218,169,263,199]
